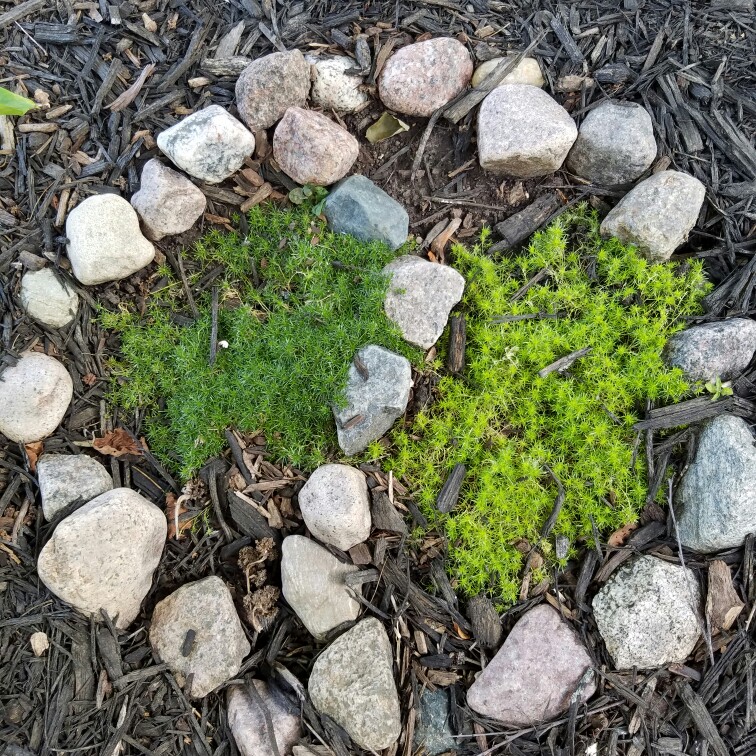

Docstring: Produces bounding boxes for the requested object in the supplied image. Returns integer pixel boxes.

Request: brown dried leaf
[24,441,43,472]
[607,521,638,547]
[93,428,142,458]
[166,493,196,539]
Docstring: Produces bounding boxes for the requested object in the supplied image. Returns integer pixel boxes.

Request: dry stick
[676,681,730,756]
[0,0,46,28]
[538,346,592,378]
[209,286,219,365]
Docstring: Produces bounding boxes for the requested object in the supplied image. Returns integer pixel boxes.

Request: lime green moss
[383,207,710,603]
[101,203,419,478]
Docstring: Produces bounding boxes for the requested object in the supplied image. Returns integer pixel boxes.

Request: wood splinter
[706,559,745,632]
[538,347,592,378]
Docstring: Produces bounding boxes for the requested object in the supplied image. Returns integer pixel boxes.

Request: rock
[599,171,706,262]
[130,159,206,241]
[227,681,301,756]
[149,576,250,698]
[566,101,656,185]
[37,488,166,629]
[0,352,72,443]
[675,414,756,552]
[383,256,465,349]
[467,604,595,726]
[20,268,78,328]
[592,555,701,669]
[472,55,544,88]
[281,535,360,638]
[297,464,371,551]
[66,194,155,285]
[235,50,310,132]
[333,345,412,455]
[371,492,407,534]
[413,689,456,756]
[323,175,408,250]
[37,454,113,520]
[378,37,472,117]
[29,631,49,657]
[477,85,578,178]
[273,107,358,186]
[157,105,255,184]
[307,55,368,113]
[664,319,756,383]
[308,618,401,751]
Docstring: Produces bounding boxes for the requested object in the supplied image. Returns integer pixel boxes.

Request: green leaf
[0,86,37,116]
[288,187,306,205]
[365,111,410,143]
[705,382,716,394]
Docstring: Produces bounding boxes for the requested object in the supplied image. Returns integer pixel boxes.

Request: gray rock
[323,175,408,250]
[472,55,544,88]
[600,170,706,262]
[149,576,250,698]
[566,101,657,185]
[665,318,756,383]
[467,604,595,727]
[307,55,368,113]
[227,681,301,756]
[413,689,456,756]
[37,454,113,520]
[676,414,756,552]
[308,618,401,751]
[0,352,73,443]
[157,105,255,184]
[333,345,412,455]
[20,268,78,328]
[37,488,166,629]
[371,492,407,534]
[378,37,472,117]
[281,535,360,639]
[130,159,206,241]
[235,50,310,132]
[383,256,465,349]
[66,194,155,285]
[297,464,371,551]
[592,555,701,669]
[273,107,358,187]
[477,85,578,178]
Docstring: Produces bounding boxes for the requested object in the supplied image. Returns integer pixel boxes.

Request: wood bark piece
[435,464,466,514]
[0,0,46,28]
[447,315,466,374]
[706,559,744,631]
[676,682,730,756]
[538,347,592,378]
[490,193,562,253]
[466,594,502,650]
[633,395,756,431]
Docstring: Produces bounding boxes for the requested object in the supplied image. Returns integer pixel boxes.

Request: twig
[209,286,219,366]
[538,347,592,378]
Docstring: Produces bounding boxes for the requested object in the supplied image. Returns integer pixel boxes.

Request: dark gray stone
[323,175,409,251]
[413,689,456,756]
[37,454,113,520]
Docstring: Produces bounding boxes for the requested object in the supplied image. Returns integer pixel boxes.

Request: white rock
[472,56,544,88]
[592,555,702,669]
[227,681,301,756]
[150,576,250,698]
[383,256,465,349]
[478,85,578,178]
[130,159,206,241]
[37,454,113,520]
[30,631,49,657]
[281,535,360,638]
[0,352,72,443]
[157,105,255,184]
[307,55,368,113]
[20,268,78,328]
[37,488,166,629]
[66,194,155,285]
[298,464,371,551]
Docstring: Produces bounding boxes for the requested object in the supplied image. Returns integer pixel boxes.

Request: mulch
[1,0,755,755]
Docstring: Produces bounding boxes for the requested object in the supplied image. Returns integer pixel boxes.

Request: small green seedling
[704,376,733,400]
[0,86,37,116]
[288,184,328,216]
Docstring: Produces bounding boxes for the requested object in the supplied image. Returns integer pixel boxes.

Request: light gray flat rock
[37,454,112,520]
[20,268,78,328]
[307,55,368,113]
[472,55,544,88]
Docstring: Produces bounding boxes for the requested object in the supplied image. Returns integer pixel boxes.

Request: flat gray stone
[665,318,756,383]
[566,101,657,185]
[676,414,756,552]
[333,345,412,456]
[157,105,255,184]
[383,256,465,349]
[20,268,78,328]
[227,681,301,756]
[281,535,360,639]
[413,689,456,756]
[592,555,701,670]
[150,576,251,698]
[600,170,706,262]
[323,175,408,251]
[37,488,166,629]
[467,604,595,727]
[478,85,578,178]
[308,618,401,751]
[307,55,368,113]
[37,454,112,520]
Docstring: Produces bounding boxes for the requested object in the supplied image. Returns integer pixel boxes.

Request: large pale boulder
[307,55,368,113]
[66,194,155,285]
[37,488,166,628]
[20,268,78,328]
[37,454,113,520]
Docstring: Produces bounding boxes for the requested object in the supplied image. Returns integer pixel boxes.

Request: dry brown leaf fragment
[81,372,98,387]
[607,521,638,547]
[93,428,142,458]
[166,493,197,539]
[108,63,156,112]
[24,441,43,472]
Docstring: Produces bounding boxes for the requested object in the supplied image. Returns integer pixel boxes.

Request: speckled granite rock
[20,268,78,328]
[37,454,112,520]
[307,55,368,113]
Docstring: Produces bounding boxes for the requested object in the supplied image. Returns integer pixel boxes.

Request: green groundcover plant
[102,203,419,478]
[383,206,710,603]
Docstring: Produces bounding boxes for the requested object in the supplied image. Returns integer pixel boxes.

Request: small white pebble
[218,340,229,349]
[30,631,50,656]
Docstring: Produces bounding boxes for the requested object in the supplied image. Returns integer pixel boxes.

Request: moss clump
[384,207,710,603]
[101,203,419,478]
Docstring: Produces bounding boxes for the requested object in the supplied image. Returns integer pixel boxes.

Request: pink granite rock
[467,604,595,727]
[273,107,358,186]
